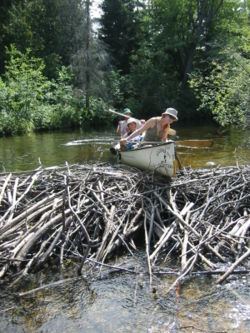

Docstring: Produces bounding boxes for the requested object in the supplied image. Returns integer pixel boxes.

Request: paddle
[65,138,213,149]
[175,151,183,170]
[107,108,177,136]
[108,108,131,118]
[139,139,213,149]
[175,139,213,148]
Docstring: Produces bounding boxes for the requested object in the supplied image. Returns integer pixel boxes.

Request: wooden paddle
[175,139,213,148]
[108,108,131,119]
[65,138,213,149]
[140,139,213,149]
[107,108,177,136]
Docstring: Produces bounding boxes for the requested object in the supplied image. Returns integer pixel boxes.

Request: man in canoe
[120,107,178,148]
[117,108,132,138]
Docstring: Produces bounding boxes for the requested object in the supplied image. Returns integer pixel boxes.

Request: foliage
[1,45,50,134]
[189,0,250,127]
[83,97,113,128]
[0,46,79,135]
[2,0,84,78]
[0,0,249,130]
[0,45,113,136]
[189,58,250,127]
[117,0,249,121]
[99,0,143,74]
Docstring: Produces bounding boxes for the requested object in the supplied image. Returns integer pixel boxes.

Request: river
[0,124,250,333]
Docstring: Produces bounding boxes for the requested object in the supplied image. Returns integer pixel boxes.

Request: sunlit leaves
[189,59,249,127]
[0,46,80,135]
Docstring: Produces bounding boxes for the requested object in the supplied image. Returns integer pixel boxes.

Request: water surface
[0,124,249,172]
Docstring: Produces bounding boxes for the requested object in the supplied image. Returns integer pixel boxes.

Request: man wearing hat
[117,108,132,138]
[120,107,178,147]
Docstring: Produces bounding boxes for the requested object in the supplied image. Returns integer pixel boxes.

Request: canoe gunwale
[122,140,175,153]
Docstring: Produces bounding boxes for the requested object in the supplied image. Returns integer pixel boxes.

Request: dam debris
[0,163,249,290]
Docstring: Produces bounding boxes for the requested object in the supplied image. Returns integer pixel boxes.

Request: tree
[3,0,84,78]
[121,0,249,119]
[0,0,22,74]
[99,0,143,74]
[1,45,50,134]
[0,46,82,135]
[149,0,234,82]
[189,1,250,127]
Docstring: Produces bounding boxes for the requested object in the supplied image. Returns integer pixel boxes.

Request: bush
[189,59,250,128]
[0,46,83,135]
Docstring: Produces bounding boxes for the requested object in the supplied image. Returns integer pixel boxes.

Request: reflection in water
[0,125,249,332]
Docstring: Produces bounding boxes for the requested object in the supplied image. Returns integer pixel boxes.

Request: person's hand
[120,138,127,151]
[120,138,127,145]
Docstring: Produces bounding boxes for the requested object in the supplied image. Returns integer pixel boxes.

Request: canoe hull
[118,142,176,177]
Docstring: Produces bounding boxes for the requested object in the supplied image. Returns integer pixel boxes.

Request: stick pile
[0,163,249,288]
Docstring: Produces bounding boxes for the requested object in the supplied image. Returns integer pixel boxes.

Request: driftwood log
[0,162,249,289]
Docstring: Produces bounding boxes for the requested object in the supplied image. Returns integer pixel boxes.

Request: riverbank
[0,163,249,293]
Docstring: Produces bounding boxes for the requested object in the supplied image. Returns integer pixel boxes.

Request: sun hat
[162,107,178,120]
[127,118,137,125]
[124,108,132,115]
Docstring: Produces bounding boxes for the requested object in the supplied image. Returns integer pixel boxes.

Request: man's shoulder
[148,117,158,125]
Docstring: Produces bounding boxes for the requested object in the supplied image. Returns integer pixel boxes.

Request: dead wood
[0,163,249,288]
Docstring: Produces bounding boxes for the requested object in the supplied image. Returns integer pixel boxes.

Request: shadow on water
[0,125,250,332]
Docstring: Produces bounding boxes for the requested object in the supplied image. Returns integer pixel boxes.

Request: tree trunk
[183,44,196,82]
[85,0,91,111]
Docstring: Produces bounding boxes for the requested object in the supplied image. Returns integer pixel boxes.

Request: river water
[0,124,250,332]
[0,124,249,172]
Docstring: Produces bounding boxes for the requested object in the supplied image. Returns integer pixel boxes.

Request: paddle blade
[168,128,176,136]
[176,139,213,148]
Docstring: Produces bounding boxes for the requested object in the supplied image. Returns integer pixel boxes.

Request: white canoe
[117,141,176,177]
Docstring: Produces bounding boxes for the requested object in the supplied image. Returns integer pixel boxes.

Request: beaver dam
[0,163,249,293]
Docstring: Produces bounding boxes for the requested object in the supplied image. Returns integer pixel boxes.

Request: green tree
[1,45,50,134]
[99,0,143,74]
[3,0,84,78]
[122,0,248,119]
[189,60,250,127]
[189,0,250,127]
[0,0,22,73]
[0,46,83,135]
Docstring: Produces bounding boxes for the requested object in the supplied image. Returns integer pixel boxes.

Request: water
[1,255,249,332]
[0,124,250,332]
[0,124,249,172]
[0,128,115,172]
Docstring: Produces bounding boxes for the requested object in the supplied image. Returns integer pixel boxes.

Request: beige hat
[162,107,178,120]
[127,118,138,125]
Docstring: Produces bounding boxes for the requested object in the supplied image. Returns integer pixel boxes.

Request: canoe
[117,141,176,177]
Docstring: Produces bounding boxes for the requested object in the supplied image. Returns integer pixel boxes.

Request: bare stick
[216,247,250,284]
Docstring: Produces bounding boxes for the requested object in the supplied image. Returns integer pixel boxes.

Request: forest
[0,0,249,136]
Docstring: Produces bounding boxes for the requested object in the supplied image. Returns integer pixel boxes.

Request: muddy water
[0,124,249,332]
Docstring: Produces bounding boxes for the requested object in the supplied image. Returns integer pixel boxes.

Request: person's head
[126,118,137,132]
[124,108,132,119]
[161,107,178,124]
